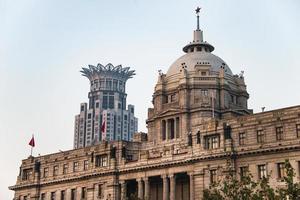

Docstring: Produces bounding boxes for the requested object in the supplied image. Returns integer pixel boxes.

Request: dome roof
[165,9,234,79]
[166,51,233,78]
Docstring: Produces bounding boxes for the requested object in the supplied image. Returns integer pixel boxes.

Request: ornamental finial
[195,7,201,30]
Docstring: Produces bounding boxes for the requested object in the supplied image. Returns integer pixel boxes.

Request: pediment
[157,108,182,118]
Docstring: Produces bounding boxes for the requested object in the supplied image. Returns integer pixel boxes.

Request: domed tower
[147,8,252,143]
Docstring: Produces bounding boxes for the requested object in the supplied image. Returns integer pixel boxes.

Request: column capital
[188,171,194,176]
[161,174,168,179]
[168,173,175,178]
[143,177,149,181]
[136,177,142,182]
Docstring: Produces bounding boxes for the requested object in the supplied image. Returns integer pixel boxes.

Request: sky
[1,0,300,198]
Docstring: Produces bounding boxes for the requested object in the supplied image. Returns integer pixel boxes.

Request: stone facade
[9,106,300,200]
[9,10,300,200]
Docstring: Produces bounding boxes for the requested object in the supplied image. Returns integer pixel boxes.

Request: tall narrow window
[63,164,68,175]
[167,118,175,139]
[210,169,217,184]
[84,160,89,170]
[276,126,283,141]
[176,117,180,138]
[43,167,49,178]
[296,124,300,138]
[196,131,201,144]
[53,165,59,176]
[277,163,285,179]
[239,132,246,145]
[98,184,103,197]
[240,166,249,180]
[162,120,166,140]
[258,164,267,179]
[73,162,79,172]
[257,130,265,143]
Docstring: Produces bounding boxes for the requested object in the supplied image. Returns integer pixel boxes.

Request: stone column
[65,189,71,200]
[162,175,169,200]
[189,172,194,200]
[169,174,175,200]
[166,120,169,141]
[93,184,99,200]
[77,187,82,200]
[144,177,150,200]
[120,181,127,200]
[137,178,144,199]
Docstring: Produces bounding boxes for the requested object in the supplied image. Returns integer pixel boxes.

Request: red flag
[101,120,106,133]
[29,136,35,147]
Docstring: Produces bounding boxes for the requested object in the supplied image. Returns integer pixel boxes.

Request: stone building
[9,10,300,200]
[74,63,138,149]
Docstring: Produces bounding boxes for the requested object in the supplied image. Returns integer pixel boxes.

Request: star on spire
[195,7,201,15]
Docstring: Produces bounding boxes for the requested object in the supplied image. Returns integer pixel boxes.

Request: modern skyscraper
[73,63,138,149]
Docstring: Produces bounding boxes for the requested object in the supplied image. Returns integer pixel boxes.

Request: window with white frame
[258,164,267,179]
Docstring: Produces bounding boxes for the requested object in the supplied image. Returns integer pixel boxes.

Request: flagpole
[31,146,33,157]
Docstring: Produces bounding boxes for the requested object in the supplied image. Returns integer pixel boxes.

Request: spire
[182,7,215,53]
[195,7,201,30]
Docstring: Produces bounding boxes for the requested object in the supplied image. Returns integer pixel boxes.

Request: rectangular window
[258,164,267,179]
[277,163,286,179]
[170,94,177,102]
[73,162,79,172]
[98,184,103,197]
[60,190,65,200]
[106,78,112,89]
[102,95,108,109]
[239,132,246,145]
[50,192,56,200]
[95,155,108,167]
[276,126,283,141]
[201,89,208,96]
[210,169,217,184]
[240,166,249,179]
[71,189,76,200]
[53,165,59,176]
[113,79,118,90]
[80,105,84,112]
[41,193,45,200]
[22,169,32,180]
[81,187,87,199]
[43,167,49,178]
[63,164,68,174]
[88,113,92,119]
[204,135,220,149]
[257,130,265,143]
[296,124,300,138]
[108,95,114,109]
[84,160,89,170]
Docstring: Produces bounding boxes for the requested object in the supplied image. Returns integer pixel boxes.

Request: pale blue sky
[1,0,300,198]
